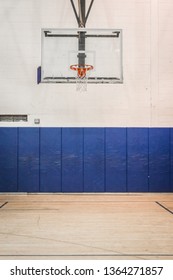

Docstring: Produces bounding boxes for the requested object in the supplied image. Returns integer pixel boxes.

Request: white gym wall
[0,0,172,127]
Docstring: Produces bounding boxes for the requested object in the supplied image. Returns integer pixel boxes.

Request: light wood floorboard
[0,193,173,260]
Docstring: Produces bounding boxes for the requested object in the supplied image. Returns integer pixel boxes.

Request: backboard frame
[40,28,123,84]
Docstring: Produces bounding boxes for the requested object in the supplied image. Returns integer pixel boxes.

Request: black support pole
[70,0,95,68]
[78,31,86,67]
[78,0,86,67]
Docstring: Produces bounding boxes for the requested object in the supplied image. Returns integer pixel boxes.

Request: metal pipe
[77,0,86,67]
[85,0,94,25]
[70,0,80,26]
[78,31,86,67]
[78,0,86,27]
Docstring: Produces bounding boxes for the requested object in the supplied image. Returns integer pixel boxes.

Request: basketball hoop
[70,64,93,92]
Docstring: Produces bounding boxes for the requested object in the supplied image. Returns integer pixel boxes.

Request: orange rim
[70,64,94,78]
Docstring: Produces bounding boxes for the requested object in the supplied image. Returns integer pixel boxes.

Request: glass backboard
[41,28,123,84]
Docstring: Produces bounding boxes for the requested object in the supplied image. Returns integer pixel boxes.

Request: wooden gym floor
[0,193,173,260]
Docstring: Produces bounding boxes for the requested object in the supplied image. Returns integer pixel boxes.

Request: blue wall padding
[106,128,127,192]
[0,127,173,192]
[62,128,83,192]
[18,128,40,192]
[149,128,170,192]
[127,128,149,192]
[40,128,61,192]
[0,128,18,192]
[84,128,105,192]
[171,129,173,192]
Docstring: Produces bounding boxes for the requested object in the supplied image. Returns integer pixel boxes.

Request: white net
[70,64,93,92]
[76,66,93,92]
[76,75,88,92]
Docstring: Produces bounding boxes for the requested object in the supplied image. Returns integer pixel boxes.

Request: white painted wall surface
[0,0,172,127]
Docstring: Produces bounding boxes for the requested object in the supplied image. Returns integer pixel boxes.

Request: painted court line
[155,201,173,215]
[2,200,155,211]
[0,202,8,209]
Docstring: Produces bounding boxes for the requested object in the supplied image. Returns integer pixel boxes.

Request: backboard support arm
[70,0,80,26]
[85,0,94,25]
[70,0,95,69]
[70,0,95,28]
[78,0,86,27]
